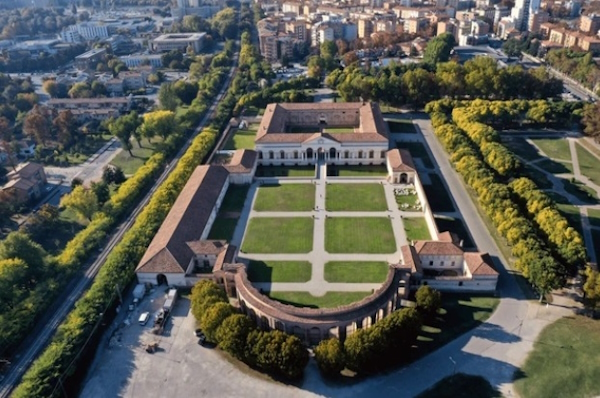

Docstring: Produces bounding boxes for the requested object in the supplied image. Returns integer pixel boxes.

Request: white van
[138,312,150,326]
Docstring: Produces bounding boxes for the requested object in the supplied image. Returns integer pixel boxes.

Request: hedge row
[13,124,219,397]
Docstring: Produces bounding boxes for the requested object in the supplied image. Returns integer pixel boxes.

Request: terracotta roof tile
[464,252,498,276]
[223,149,257,174]
[387,149,416,172]
[186,240,228,255]
[414,240,464,255]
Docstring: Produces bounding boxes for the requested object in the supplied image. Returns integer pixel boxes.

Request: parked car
[197,333,206,345]
[138,312,150,326]
[194,328,203,337]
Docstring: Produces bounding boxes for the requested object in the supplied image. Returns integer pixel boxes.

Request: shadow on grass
[416,373,502,398]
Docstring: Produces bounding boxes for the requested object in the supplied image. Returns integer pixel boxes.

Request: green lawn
[110,140,160,175]
[323,127,355,133]
[531,138,571,161]
[219,185,250,214]
[224,127,257,150]
[522,164,553,189]
[242,217,313,253]
[255,165,315,177]
[406,294,499,364]
[537,158,573,174]
[207,217,238,241]
[403,217,431,241]
[266,291,372,308]
[396,141,434,168]
[587,208,600,228]
[387,119,417,134]
[434,216,475,248]
[575,143,600,184]
[326,184,388,211]
[514,316,600,398]
[561,178,598,204]
[327,165,388,177]
[253,184,315,212]
[503,137,543,161]
[247,261,312,283]
[325,217,396,253]
[324,261,389,283]
[417,374,500,398]
[423,174,456,212]
[396,193,420,211]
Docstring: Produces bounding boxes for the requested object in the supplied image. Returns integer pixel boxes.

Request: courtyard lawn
[407,294,499,363]
[253,184,315,212]
[396,141,434,168]
[423,174,456,212]
[224,127,257,150]
[395,193,420,211]
[387,119,417,134]
[242,217,313,253]
[575,143,600,184]
[416,374,501,398]
[587,208,600,228]
[514,316,600,398]
[207,218,238,241]
[326,184,388,211]
[247,261,312,283]
[266,291,372,309]
[522,164,553,189]
[110,139,160,176]
[503,137,543,161]
[403,217,431,241]
[323,127,355,133]
[219,184,250,214]
[327,165,388,177]
[324,261,389,283]
[434,216,475,248]
[561,178,598,204]
[537,158,573,175]
[530,138,571,161]
[255,165,315,177]
[325,217,396,254]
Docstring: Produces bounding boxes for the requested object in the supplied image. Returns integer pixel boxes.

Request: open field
[423,174,455,212]
[327,165,388,177]
[323,127,354,133]
[324,261,389,283]
[396,141,434,168]
[326,184,387,211]
[253,184,315,212]
[514,316,600,398]
[242,217,313,253]
[266,291,373,308]
[403,217,431,241]
[224,126,258,150]
[575,143,600,184]
[247,260,312,283]
[530,138,571,161]
[110,139,160,175]
[416,374,501,398]
[325,217,396,253]
[255,165,315,177]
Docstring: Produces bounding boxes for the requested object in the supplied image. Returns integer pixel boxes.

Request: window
[369,150,374,159]
[381,151,386,159]
[269,151,274,159]
[344,151,349,159]
[458,281,463,287]
[429,261,433,266]
[451,261,455,267]
[280,150,285,159]
[358,151,363,159]
[440,261,444,266]
[294,151,298,159]
[258,151,263,159]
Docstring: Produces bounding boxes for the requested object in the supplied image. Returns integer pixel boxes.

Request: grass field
[324,127,355,133]
[324,261,389,283]
[396,193,420,210]
[537,158,573,174]
[530,138,572,161]
[575,143,600,184]
[403,217,431,241]
[387,119,417,134]
[587,208,600,228]
[416,374,500,398]
[327,165,388,177]
[434,216,475,248]
[255,165,315,177]
[503,137,543,161]
[561,178,598,203]
[423,174,456,212]
[207,218,238,241]
[396,141,434,168]
[407,294,499,364]
[110,140,160,175]
[326,184,388,211]
[266,291,372,308]
[325,217,396,253]
[247,260,312,283]
[224,127,257,150]
[253,184,315,212]
[242,217,313,253]
[514,316,600,398]
[219,185,250,213]
[207,185,250,241]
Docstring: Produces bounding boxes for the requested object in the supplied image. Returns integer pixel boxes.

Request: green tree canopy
[60,185,99,221]
[314,338,345,377]
[423,33,455,65]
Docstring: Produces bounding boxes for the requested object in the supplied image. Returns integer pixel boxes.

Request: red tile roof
[414,240,464,255]
[387,148,416,172]
[464,252,498,276]
[223,149,257,174]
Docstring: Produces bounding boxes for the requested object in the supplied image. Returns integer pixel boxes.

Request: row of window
[258,149,387,160]
[429,261,456,267]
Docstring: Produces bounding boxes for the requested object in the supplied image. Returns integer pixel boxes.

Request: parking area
[80,287,307,398]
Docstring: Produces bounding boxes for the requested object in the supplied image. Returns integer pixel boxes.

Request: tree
[42,80,67,98]
[60,185,99,221]
[314,338,345,377]
[91,181,109,205]
[200,302,236,342]
[53,110,77,148]
[415,286,442,318]
[402,69,437,109]
[215,314,254,358]
[140,110,179,141]
[582,102,600,142]
[20,204,59,241]
[423,33,455,65]
[583,265,600,316]
[107,112,142,155]
[246,330,309,380]
[91,81,107,97]
[23,106,51,145]
[0,258,30,310]
[190,280,228,321]
[320,40,338,58]
[102,165,126,185]
[307,56,325,78]
[68,82,92,98]
[0,232,47,280]
[502,38,523,59]
[157,83,180,111]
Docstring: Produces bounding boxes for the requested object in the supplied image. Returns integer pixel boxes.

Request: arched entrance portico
[329,147,336,160]
[400,173,408,183]
[157,274,168,285]
[318,147,325,160]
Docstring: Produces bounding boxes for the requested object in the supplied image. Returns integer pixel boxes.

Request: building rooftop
[223,149,258,174]
[387,148,416,172]
[153,32,207,41]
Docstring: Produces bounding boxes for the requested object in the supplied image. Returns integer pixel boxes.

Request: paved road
[0,58,239,398]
